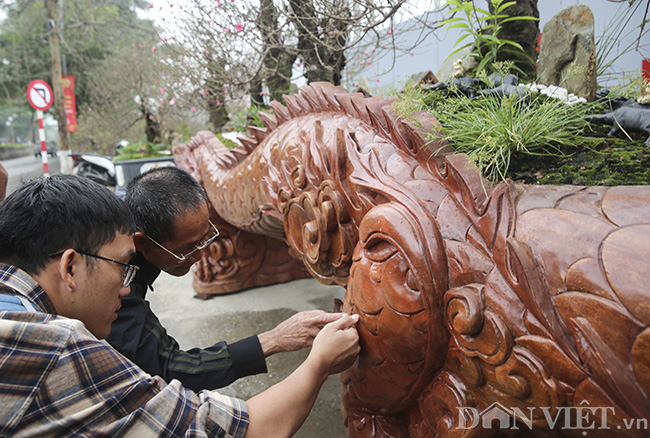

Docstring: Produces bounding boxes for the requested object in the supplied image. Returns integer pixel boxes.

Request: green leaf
[502,40,524,50]
[481,34,501,43]
[445,44,474,61]
[456,33,471,44]
[501,16,540,23]
[495,1,517,13]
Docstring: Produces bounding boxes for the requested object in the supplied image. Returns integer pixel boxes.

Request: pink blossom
[216,99,221,106]
[235,22,244,32]
[191,107,196,112]
[205,49,210,54]
[132,83,137,87]
[138,43,143,48]
[170,98,176,105]
[201,89,206,95]
[376,79,381,82]
[113,70,118,75]
[409,52,414,57]
[160,87,165,95]
[152,47,156,53]
[226,27,231,33]
[149,3,153,8]
[388,29,393,35]
[222,86,227,92]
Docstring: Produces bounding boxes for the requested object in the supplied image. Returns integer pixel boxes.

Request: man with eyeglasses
[0,173,360,436]
[107,166,346,392]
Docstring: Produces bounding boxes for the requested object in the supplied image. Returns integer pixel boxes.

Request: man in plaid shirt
[0,174,359,437]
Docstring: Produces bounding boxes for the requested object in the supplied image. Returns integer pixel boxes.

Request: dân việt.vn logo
[456,400,648,435]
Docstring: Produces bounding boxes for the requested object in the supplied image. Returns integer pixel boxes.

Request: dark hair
[124,166,208,241]
[0,174,135,275]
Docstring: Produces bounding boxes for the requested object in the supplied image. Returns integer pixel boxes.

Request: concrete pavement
[147,270,348,437]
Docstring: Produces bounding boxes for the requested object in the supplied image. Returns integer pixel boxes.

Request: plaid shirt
[0,263,249,437]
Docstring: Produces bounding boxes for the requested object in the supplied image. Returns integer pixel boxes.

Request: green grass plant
[216,133,238,149]
[233,105,269,131]
[596,0,649,85]
[421,90,593,183]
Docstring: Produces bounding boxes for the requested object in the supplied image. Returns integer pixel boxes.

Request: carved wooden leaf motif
[172,83,650,437]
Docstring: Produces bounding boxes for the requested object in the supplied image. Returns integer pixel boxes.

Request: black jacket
[106,253,267,392]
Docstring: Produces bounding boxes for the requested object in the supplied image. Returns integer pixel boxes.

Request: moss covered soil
[506,123,650,186]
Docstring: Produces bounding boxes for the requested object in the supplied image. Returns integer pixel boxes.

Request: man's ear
[133,231,148,253]
[57,249,80,291]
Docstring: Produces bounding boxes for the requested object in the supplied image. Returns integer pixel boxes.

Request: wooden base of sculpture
[191,217,311,295]
[173,83,650,436]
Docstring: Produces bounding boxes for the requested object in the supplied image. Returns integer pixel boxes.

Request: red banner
[62,74,77,132]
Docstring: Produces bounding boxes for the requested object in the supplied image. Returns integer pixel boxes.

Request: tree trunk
[207,83,229,132]
[257,0,296,100]
[488,0,539,79]
[141,105,161,144]
[46,0,72,172]
[289,0,347,85]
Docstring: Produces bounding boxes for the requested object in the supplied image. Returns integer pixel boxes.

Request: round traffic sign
[26,79,54,111]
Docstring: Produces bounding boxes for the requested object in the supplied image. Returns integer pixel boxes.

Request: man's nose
[187,251,203,265]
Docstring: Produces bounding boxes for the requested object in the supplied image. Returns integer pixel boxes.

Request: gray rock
[538,4,597,101]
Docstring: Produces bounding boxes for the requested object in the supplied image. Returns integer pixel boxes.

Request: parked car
[34,141,58,158]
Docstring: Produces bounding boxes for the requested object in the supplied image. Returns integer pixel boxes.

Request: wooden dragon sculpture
[173,82,650,437]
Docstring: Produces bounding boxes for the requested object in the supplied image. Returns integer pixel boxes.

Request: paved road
[2,155,60,195]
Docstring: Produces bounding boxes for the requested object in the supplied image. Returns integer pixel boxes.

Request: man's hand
[245,313,360,438]
[258,310,345,357]
[309,313,360,375]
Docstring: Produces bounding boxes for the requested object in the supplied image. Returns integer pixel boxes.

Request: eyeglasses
[145,220,220,263]
[49,250,140,288]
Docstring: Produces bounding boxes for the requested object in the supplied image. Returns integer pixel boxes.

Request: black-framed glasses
[145,220,220,263]
[48,250,139,288]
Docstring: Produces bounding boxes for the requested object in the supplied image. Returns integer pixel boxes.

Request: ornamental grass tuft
[423,90,593,183]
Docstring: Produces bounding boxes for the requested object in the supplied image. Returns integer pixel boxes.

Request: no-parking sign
[26,79,54,111]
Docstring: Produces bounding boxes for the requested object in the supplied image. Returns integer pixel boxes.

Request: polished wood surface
[173,82,650,436]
